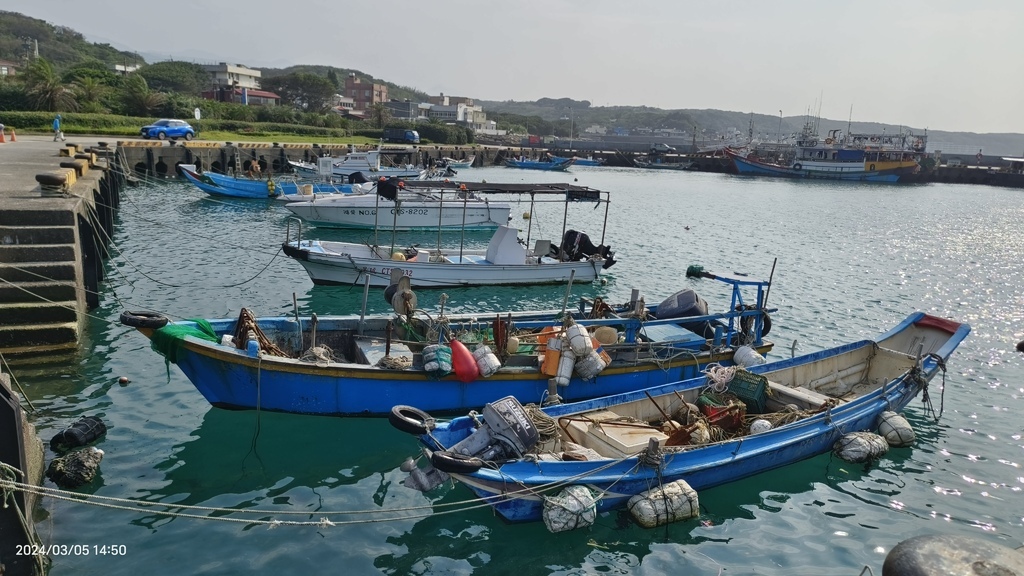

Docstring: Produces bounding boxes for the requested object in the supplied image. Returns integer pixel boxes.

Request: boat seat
[533,239,552,257]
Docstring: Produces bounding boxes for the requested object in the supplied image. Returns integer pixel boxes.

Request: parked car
[650,142,676,154]
[141,119,195,141]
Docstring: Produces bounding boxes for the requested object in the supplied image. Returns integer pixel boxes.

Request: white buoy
[542,485,597,533]
[627,479,699,528]
[506,335,520,354]
[574,350,606,380]
[733,345,766,367]
[749,419,773,434]
[877,411,915,447]
[472,345,501,378]
[554,347,576,387]
[833,431,889,463]
[565,324,593,356]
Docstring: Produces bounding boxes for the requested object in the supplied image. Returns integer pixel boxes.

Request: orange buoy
[450,340,480,383]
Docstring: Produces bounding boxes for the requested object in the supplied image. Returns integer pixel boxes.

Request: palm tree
[370,102,390,129]
[121,73,166,117]
[74,77,110,113]
[23,58,78,112]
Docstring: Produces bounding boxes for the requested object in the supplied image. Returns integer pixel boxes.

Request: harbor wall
[0,139,123,359]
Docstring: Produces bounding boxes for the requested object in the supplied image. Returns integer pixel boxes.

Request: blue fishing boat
[725,121,926,182]
[505,157,574,171]
[397,312,969,525]
[551,155,605,167]
[119,268,775,416]
[181,168,363,200]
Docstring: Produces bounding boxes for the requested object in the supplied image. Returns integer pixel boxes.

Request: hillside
[0,11,143,68]
[478,98,1024,157]
[259,64,429,104]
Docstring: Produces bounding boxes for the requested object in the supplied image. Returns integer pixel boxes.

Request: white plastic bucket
[733,345,766,367]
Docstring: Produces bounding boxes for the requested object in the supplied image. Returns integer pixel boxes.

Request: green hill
[0,10,143,69]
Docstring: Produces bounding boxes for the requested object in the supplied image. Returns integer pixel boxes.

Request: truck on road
[383,128,421,144]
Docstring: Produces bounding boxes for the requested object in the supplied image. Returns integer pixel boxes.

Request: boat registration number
[391,208,429,216]
[367,267,413,277]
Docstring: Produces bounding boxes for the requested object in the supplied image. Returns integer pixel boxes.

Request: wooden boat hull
[410,312,969,523]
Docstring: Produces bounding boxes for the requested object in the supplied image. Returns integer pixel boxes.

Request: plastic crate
[727,369,770,414]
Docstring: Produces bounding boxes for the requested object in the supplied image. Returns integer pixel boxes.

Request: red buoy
[450,340,480,383]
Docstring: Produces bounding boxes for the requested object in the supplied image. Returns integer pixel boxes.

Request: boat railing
[285,217,304,247]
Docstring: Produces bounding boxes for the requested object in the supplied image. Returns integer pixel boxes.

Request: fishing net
[149,319,218,363]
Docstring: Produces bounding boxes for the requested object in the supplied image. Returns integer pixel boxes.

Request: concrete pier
[0,135,122,359]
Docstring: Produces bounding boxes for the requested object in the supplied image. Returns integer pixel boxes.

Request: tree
[74,76,109,113]
[22,57,78,112]
[138,61,210,96]
[370,103,390,128]
[120,73,165,116]
[260,72,335,112]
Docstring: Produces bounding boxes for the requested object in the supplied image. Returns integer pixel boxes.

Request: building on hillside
[0,59,18,77]
[201,87,280,106]
[429,93,473,107]
[384,100,428,122]
[203,63,262,90]
[113,63,140,75]
[331,94,356,115]
[345,73,388,111]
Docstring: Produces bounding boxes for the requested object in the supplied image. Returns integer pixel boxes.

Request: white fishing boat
[288,144,424,179]
[282,178,512,231]
[282,181,616,287]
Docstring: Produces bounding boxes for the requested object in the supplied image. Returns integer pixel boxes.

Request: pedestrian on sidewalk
[53,114,66,142]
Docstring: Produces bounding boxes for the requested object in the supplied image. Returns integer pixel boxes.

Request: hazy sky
[10,1,1024,133]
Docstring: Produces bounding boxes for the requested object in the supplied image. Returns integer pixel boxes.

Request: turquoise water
[14,166,1024,575]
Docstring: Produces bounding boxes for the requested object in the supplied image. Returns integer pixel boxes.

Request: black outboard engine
[656,288,723,339]
[349,171,372,184]
[560,230,617,269]
[428,396,540,474]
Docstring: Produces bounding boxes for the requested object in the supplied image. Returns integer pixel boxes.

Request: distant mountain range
[4,10,1023,156]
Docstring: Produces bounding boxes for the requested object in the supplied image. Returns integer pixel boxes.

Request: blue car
[141,119,195,141]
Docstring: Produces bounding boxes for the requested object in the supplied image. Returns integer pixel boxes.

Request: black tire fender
[761,311,772,337]
[389,405,435,435]
[430,450,484,474]
[119,310,169,329]
[793,163,802,171]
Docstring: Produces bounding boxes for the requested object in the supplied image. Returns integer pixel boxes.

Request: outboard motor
[560,230,616,269]
[349,171,372,184]
[656,288,723,340]
[429,396,540,474]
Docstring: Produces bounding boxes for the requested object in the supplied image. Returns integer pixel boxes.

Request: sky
[10,1,1024,133]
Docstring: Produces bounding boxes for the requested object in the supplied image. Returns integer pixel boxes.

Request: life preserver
[793,163,802,171]
[430,450,484,474]
[388,405,435,435]
[267,180,276,196]
[119,310,169,329]
[825,138,834,145]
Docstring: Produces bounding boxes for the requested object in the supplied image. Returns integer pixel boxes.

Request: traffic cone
[0,129,6,144]
[10,129,15,142]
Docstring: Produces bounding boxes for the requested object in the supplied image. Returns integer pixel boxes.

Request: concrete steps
[0,216,83,355]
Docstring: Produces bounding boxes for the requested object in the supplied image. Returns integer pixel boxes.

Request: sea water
[12,165,1024,575]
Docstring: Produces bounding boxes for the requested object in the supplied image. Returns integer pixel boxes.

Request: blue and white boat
[119,269,775,416]
[551,155,605,167]
[397,312,969,525]
[181,168,365,200]
[725,122,926,182]
[505,157,574,171]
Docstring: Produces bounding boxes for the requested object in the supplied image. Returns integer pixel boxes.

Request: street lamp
[777,110,783,144]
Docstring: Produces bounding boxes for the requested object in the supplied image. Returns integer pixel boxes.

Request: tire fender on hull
[119,310,169,329]
[389,405,435,435]
[430,450,485,474]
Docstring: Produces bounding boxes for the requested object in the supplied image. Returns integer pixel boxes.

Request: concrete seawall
[0,135,123,359]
